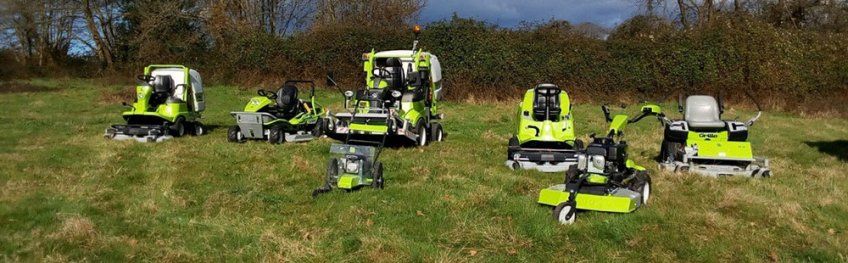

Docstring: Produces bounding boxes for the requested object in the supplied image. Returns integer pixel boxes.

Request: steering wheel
[136,75,155,83]
[257,89,278,100]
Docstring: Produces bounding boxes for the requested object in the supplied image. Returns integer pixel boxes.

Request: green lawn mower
[326,26,445,146]
[227,80,326,144]
[657,95,770,178]
[104,64,206,142]
[537,104,662,225]
[506,83,581,172]
[312,75,391,197]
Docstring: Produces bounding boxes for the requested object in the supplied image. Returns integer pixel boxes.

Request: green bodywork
[346,49,439,133]
[515,89,575,145]
[686,135,754,160]
[240,93,325,128]
[123,64,200,123]
[538,185,638,213]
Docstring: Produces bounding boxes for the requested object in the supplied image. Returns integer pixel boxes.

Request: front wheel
[633,172,652,206]
[171,117,186,137]
[416,122,428,147]
[553,202,576,225]
[192,122,205,136]
[312,118,324,137]
[227,125,244,143]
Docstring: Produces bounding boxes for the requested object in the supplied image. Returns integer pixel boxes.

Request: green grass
[2,78,847,262]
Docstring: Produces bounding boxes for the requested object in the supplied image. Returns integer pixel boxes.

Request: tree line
[1,0,847,113]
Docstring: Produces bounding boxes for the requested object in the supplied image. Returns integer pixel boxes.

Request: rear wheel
[372,162,384,189]
[268,126,284,144]
[553,202,576,225]
[632,171,652,206]
[191,122,205,136]
[227,125,244,143]
[429,123,444,142]
[416,121,428,146]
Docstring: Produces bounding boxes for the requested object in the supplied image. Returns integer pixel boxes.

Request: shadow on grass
[805,140,848,162]
[203,123,227,133]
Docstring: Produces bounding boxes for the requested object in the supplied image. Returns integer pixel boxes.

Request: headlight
[391,90,402,98]
[344,90,354,98]
[345,160,360,173]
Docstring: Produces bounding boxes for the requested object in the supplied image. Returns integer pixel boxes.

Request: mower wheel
[416,121,429,146]
[633,171,652,206]
[268,126,284,144]
[192,122,205,136]
[372,162,384,189]
[227,125,244,143]
[553,202,576,225]
[429,123,444,142]
[171,118,186,137]
[312,118,324,137]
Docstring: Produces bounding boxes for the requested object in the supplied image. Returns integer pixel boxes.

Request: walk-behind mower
[105,65,206,142]
[311,75,389,197]
[326,26,445,146]
[506,83,581,172]
[657,95,770,177]
[228,80,326,144]
[537,104,662,225]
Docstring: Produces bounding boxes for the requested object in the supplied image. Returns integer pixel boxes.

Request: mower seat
[532,84,562,122]
[149,75,174,107]
[685,95,725,129]
[275,85,300,119]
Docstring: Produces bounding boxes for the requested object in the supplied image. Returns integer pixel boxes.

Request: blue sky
[419,0,643,28]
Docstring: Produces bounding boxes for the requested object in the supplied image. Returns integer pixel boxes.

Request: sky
[419,0,644,28]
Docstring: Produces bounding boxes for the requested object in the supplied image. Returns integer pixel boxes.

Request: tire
[227,125,243,143]
[416,121,428,147]
[312,118,324,137]
[429,123,444,142]
[268,126,284,144]
[507,136,520,160]
[553,202,576,225]
[171,117,186,137]
[371,162,384,189]
[633,172,652,206]
[192,122,205,136]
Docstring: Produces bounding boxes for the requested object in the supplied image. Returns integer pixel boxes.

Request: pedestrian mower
[657,95,770,177]
[312,75,389,197]
[104,65,206,142]
[506,83,581,172]
[326,25,445,146]
[537,104,662,225]
[227,80,326,144]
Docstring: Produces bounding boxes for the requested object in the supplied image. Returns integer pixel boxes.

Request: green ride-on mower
[227,80,327,144]
[657,95,770,178]
[104,65,206,142]
[506,84,581,172]
[326,26,445,146]
[537,104,662,225]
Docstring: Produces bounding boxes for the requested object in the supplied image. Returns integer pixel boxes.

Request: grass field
[1,78,847,262]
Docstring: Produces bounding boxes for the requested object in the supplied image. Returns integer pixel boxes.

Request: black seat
[383,58,405,90]
[275,85,300,119]
[532,84,562,122]
[149,75,174,107]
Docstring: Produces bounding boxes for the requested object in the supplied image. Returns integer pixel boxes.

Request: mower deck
[506,147,579,172]
[538,184,642,213]
[333,111,422,142]
[660,156,770,177]
[104,124,173,143]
